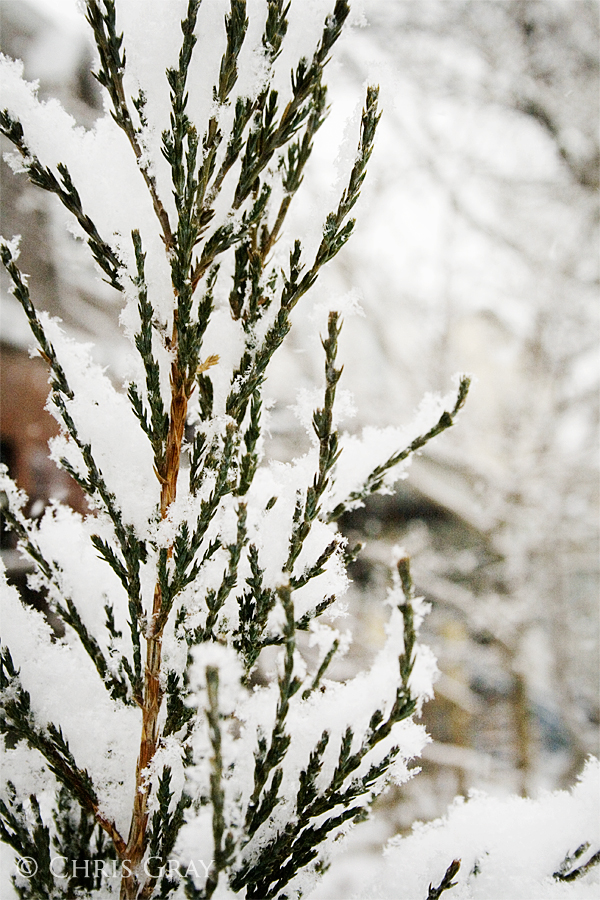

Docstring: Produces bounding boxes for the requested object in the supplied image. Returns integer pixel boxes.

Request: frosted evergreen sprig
[289,538,340,591]
[162,0,202,215]
[0,3,477,897]
[329,374,472,521]
[69,451,146,677]
[204,95,253,214]
[225,87,380,426]
[191,0,249,226]
[0,475,133,704]
[200,1,289,212]
[163,671,195,740]
[203,503,248,642]
[126,594,144,705]
[233,0,350,210]
[204,666,234,899]
[0,648,127,856]
[3,392,146,705]
[286,310,343,575]
[257,591,340,653]
[189,431,208,491]
[52,785,118,898]
[104,603,142,704]
[229,242,251,321]
[553,843,600,883]
[296,731,330,813]
[225,239,301,422]
[85,0,174,247]
[261,81,328,259]
[159,426,239,629]
[315,85,380,268]
[184,0,336,308]
[0,117,123,289]
[262,0,290,61]
[0,786,56,899]
[0,243,72,399]
[244,585,300,837]
[0,256,146,605]
[232,755,367,900]
[162,3,208,386]
[227,238,273,332]
[84,0,126,119]
[396,555,416,683]
[233,555,422,898]
[217,0,249,103]
[302,637,339,699]
[61,591,132,705]
[128,230,169,476]
[235,543,277,674]
[0,481,56,585]
[237,392,262,495]
[192,182,272,289]
[234,91,279,210]
[242,797,361,900]
[294,591,338,629]
[144,767,191,900]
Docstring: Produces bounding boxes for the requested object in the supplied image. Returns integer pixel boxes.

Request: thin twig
[427,859,461,899]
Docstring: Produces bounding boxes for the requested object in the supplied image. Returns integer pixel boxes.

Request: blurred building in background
[0,0,118,611]
[1,0,598,835]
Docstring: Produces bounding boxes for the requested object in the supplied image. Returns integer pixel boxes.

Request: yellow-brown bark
[120,356,191,899]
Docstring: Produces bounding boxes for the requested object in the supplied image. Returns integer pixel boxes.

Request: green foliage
[0,786,57,900]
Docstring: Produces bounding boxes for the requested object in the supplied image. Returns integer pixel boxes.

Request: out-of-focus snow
[27,0,85,29]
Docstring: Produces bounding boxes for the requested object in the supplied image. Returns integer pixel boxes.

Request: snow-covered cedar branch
[0,2,474,899]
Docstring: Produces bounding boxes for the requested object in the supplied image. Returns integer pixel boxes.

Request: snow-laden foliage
[0,3,472,898]
[315,758,600,900]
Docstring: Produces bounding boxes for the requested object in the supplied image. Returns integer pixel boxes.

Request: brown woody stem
[121,354,191,898]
